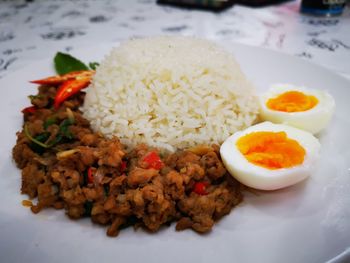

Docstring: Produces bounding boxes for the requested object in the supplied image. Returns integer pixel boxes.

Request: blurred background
[0,0,349,78]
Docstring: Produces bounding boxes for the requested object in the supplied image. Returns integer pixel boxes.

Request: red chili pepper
[142,151,164,170]
[87,167,96,184]
[193,182,209,195]
[30,70,94,85]
[120,161,127,173]
[54,77,91,109]
[21,106,37,114]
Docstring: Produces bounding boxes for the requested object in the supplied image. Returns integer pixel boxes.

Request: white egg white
[259,84,335,134]
[220,122,321,190]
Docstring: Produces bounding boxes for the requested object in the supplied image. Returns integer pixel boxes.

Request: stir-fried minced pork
[12,84,243,237]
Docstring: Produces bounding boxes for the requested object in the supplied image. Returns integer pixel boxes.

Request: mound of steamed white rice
[82,36,259,152]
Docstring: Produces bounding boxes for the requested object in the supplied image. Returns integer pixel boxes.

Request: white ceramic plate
[1,43,349,263]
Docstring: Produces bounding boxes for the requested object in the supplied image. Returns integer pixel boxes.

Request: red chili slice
[193,182,209,195]
[142,151,164,170]
[120,161,127,173]
[30,70,94,110]
[87,167,96,184]
[30,70,94,85]
[21,106,37,114]
[53,77,91,109]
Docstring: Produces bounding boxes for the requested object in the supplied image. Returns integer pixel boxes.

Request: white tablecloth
[1,0,349,79]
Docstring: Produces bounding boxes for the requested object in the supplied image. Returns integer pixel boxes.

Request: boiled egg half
[260,84,335,134]
[220,122,320,190]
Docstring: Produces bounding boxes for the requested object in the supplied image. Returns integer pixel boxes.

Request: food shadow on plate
[27,201,209,239]
[241,177,323,219]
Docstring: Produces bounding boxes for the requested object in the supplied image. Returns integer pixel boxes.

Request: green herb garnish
[89,62,100,70]
[59,118,74,139]
[103,184,110,196]
[54,52,89,75]
[28,95,43,101]
[83,201,93,216]
[24,124,50,149]
[25,112,75,151]
[29,132,51,154]
[43,117,57,130]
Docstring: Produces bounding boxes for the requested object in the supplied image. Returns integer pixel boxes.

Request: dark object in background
[235,0,293,7]
[157,0,293,11]
[157,0,235,12]
[301,0,346,16]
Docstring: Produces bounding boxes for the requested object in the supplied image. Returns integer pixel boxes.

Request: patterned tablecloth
[1,0,349,79]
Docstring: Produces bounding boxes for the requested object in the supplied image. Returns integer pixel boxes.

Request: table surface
[0,0,349,80]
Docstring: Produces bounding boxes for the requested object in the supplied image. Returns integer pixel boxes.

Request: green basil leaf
[59,119,74,139]
[103,184,110,196]
[54,52,89,75]
[26,131,50,154]
[43,117,57,130]
[28,94,43,101]
[89,62,100,70]
[47,133,63,147]
[35,132,51,142]
[83,201,93,216]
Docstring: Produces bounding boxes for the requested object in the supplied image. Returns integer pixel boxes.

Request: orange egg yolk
[266,91,318,112]
[236,131,305,170]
